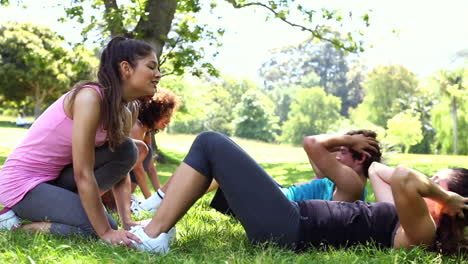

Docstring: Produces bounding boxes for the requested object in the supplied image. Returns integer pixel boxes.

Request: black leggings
[11,138,138,237]
[183,132,301,248]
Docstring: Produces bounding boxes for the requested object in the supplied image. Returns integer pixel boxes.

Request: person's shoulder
[73,87,102,108]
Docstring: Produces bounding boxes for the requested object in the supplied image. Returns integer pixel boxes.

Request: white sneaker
[139,219,177,244]
[0,208,21,230]
[129,225,170,254]
[139,190,164,213]
[130,200,145,215]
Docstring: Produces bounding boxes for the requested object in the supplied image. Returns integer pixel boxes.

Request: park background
[0,0,468,263]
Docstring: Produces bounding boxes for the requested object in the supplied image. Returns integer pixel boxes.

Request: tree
[260,38,364,116]
[386,110,423,154]
[433,68,467,155]
[2,0,371,77]
[233,90,279,142]
[353,65,419,127]
[431,97,468,155]
[0,22,97,117]
[280,87,342,145]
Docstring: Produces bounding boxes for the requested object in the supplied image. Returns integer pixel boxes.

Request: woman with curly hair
[127,88,179,212]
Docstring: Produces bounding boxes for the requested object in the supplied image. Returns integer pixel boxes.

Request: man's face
[336,146,357,168]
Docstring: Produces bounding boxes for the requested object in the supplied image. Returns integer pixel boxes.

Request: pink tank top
[0,85,107,208]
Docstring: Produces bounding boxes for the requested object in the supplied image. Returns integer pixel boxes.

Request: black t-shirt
[296,200,400,249]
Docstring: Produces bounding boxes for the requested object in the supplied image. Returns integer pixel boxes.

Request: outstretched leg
[145,132,301,247]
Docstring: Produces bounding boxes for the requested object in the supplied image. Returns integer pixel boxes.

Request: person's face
[431,169,453,190]
[336,146,357,168]
[153,111,172,131]
[121,52,161,100]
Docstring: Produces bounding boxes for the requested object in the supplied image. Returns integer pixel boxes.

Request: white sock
[140,189,164,211]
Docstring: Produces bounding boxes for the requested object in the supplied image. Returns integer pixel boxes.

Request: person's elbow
[73,168,94,187]
[390,165,412,186]
[303,136,319,151]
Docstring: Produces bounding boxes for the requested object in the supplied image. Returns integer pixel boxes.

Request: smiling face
[153,111,172,131]
[121,52,161,100]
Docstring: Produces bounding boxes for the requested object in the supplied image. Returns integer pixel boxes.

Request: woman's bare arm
[368,162,395,204]
[391,166,468,248]
[71,88,139,247]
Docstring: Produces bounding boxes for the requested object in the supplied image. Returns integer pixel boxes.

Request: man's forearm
[304,134,353,152]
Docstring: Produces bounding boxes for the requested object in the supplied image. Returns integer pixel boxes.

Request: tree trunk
[134,0,178,60]
[451,96,458,155]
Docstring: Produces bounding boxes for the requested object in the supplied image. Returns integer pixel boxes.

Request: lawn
[0,121,467,263]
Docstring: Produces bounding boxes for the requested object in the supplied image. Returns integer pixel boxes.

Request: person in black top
[129,132,468,256]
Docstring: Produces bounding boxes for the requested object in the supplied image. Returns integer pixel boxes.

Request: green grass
[1,123,467,263]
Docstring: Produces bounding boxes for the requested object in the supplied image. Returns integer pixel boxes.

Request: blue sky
[1,0,468,81]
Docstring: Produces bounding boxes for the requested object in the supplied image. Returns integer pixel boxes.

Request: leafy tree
[265,72,320,124]
[280,87,342,145]
[433,68,467,154]
[386,110,423,154]
[2,0,371,76]
[395,81,439,154]
[353,65,419,127]
[0,22,97,117]
[431,94,468,155]
[260,37,364,116]
[233,90,279,142]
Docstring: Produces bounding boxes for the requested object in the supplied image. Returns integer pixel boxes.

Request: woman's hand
[100,229,142,248]
[441,191,468,219]
[349,134,379,157]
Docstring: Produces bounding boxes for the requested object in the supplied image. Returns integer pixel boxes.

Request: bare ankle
[21,222,52,233]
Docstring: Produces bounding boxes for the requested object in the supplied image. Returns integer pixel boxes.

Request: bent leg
[52,138,138,192]
[11,183,117,237]
[147,132,300,247]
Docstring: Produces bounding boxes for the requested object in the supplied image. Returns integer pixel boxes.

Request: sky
[1,0,468,82]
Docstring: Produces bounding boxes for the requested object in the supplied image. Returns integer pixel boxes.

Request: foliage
[280,87,342,145]
[386,110,424,154]
[2,0,372,78]
[353,65,419,127]
[0,22,97,117]
[232,90,279,142]
[432,68,467,155]
[260,38,364,116]
[432,97,468,155]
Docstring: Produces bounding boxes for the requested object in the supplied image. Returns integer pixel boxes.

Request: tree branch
[226,1,349,51]
[159,37,183,66]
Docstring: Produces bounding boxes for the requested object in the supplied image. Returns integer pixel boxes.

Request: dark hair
[138,87,179,133]
[70,37,155,150]
[345,130,382,177]
[431,168,468,255]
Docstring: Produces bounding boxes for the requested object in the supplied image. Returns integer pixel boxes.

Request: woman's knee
[195,131,228,147]
[114,137,138,168]
[133,139,149,162]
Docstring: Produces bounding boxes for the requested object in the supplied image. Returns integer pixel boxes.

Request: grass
[1,120,467,263]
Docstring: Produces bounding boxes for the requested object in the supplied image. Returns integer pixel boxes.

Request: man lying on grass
[136,130,382,215]
[128,132,468,256]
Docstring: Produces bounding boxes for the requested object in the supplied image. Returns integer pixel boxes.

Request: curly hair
[345,130,382,177]
[431,168,468,256]
[138,87,179,133]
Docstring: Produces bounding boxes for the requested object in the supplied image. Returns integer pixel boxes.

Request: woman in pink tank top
[0,37,161,248]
